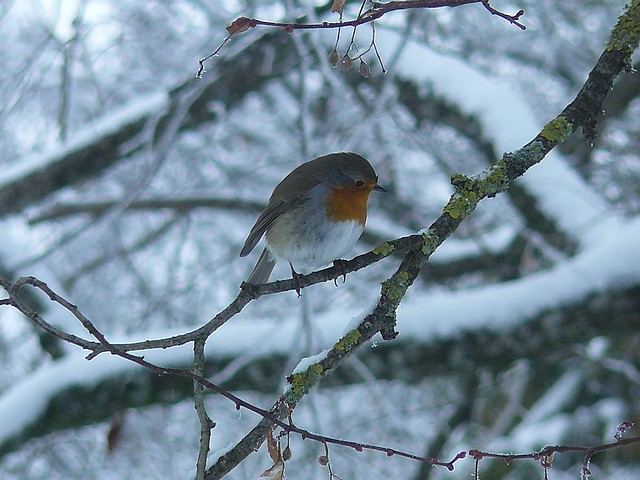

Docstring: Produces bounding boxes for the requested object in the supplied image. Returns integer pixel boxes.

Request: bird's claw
[332,259,349,286]
[240,281,261,299]
[289,262,302,297]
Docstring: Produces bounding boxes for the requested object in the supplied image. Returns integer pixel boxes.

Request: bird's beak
[373,184,387,193]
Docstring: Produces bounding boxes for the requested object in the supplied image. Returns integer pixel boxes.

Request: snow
[342,298,380,334]
[585,337,610,359]
[377,31,616,241]
[518,370,583,427]
[1,7,638,475]
[429,225,517,262]
[0,351,127,444]
[0,92,167,189]
[0,340,193,446]
[0,218,88,343]
[399,216,640,339]
[291,349,330,375]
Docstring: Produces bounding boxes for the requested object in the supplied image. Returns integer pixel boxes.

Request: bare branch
[469,435,640,477]
[3,2,639,478]
[28,196,264,224]
[217,0,522,33]
[198,0,525,74]
[206,1,640,474]
[480,0,525,28]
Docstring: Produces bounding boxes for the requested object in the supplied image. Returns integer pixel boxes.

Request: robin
[240,152,386,294]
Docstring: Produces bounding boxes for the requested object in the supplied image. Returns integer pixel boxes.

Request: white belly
[265,210,364,271]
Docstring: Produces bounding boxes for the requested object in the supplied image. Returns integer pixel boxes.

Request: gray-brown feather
[239,152,375,257]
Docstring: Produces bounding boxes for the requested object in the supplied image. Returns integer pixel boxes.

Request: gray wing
[239,169,322,257]
[239,199,290,257]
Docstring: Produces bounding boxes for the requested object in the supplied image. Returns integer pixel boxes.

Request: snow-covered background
[1,1,639,479]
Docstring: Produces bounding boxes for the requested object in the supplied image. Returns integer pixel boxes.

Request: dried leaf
[226,17,253,36]
[259,458,284,480]
[266,429,279,463]
[331,0,347,14]
[540,452,554,468]
[106,412,126,454]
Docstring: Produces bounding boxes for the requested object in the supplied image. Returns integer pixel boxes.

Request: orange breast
[324,186,371,226]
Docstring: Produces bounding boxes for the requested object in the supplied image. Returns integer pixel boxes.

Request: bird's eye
[354,179,365,188]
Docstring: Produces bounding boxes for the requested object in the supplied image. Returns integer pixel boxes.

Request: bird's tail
[246,247,276,285]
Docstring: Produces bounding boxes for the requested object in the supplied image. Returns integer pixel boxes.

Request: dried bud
[282,446,292,461]
[540,453,554,468]
[317,455,329,466]
[341,54,352,71]
[266,428,279,462]
[614,420,635,440]
[329,49,339,68]
[359,60,371,78]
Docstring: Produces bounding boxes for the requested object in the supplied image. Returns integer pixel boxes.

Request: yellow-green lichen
[421,230,439,256]
[288,363,324,398]
[481,163,509,197]
[373,242,395,256]
[515,141,546,166]
[381,271,409,301]
[606,0,640,52]
[450,173,474,191]
[334,328,362,351]
[444,194,474,219]
[540,116,573,143]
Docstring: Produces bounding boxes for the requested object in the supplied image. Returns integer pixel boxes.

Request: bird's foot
[332,259,349,287]
[289,262,302,297]
[239,281,261,299]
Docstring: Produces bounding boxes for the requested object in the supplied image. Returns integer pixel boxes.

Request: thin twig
[198,0,524,73]
[197,35,232,78]
[469,436,640,474]
[481,0,525,29]
[0,275,464,467]
[194,337,215,480]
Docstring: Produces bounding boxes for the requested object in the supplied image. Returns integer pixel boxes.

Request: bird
[240,152,386,295]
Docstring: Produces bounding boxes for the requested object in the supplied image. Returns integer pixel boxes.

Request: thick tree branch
[394,77,579,255]
[1,1,639,477]
[205,2,640,476]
